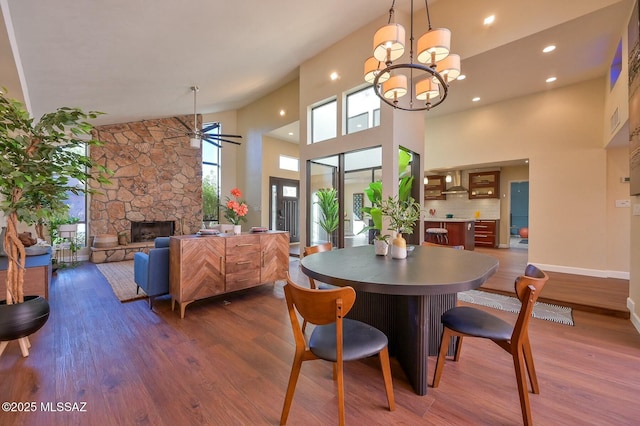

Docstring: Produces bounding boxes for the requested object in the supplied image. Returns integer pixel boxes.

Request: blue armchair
[134,237,170,309]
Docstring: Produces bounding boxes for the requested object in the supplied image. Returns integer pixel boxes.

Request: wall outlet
[634,204,640,216]
[615,199,631,208]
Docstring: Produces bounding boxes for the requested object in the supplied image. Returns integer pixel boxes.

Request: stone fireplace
[88,115,203,239]
[131,220,175,242]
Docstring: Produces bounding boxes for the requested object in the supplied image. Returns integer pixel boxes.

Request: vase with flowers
[224,188,249,234]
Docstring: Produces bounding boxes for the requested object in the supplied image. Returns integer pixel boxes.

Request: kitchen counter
[424,219,475,250]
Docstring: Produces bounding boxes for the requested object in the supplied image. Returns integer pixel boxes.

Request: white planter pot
[374,240,389,256]
[233,225,242,235]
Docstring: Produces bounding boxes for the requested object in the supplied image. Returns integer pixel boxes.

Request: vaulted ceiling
[0,0,635,126]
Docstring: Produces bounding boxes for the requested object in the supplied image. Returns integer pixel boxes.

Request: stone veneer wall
[89,115,202,239]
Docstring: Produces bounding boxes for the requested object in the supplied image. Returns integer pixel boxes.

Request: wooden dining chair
[302,242,333,289]
[280,274,395,426]
[432,264,549,426]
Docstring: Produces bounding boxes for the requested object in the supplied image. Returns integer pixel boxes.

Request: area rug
[458,289,574,326]
[95,260,146,302]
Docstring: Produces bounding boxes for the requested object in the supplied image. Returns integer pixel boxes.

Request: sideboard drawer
[225,254,261,274]
[226,270,261,292]
[225,235,261,256]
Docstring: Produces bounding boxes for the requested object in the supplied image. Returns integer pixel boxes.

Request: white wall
[425,79,620,277]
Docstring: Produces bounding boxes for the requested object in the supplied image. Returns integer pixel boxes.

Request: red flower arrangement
[224,188,249,225]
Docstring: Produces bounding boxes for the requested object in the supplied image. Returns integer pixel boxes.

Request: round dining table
[300,244,499,395]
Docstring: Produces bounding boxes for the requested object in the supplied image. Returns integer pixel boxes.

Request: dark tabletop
[300,245,499,296]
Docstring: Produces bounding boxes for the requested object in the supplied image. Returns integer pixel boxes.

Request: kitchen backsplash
[424,193,500,220]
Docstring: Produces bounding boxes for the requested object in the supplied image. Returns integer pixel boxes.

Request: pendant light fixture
[364,0,461,111]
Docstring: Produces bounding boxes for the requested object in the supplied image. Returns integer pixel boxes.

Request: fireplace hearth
[131,221,175,242]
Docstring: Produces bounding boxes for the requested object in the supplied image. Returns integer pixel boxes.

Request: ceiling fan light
[373,23,406,63]
[417,28,451,64]
[190,136,201,148]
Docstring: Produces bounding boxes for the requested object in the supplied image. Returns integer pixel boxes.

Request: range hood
[442,170,468,194]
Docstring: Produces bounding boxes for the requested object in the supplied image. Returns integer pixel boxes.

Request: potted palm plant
[0,90,111,357]
[315,188,339,246]
[380,195,422,259]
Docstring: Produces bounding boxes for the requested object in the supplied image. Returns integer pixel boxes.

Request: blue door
[510,181,529,235]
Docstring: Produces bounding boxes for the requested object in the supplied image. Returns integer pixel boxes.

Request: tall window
[311,99,337,143]
[202,123,221,222]
[63,144,87,246]
[346,86,380,134]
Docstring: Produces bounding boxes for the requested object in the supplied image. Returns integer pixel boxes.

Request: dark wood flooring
[1,255,639,425]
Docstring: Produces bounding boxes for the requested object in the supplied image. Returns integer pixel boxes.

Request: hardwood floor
[476,247,630,318]
[1,256,639,425]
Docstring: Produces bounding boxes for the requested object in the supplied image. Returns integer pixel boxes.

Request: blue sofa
[133,237,170,308]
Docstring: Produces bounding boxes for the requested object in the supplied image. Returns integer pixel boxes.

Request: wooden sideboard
[169,231,289,318]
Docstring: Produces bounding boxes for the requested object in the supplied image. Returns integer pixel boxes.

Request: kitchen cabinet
[469,171,500,199]
[474,220,500,248]
[424,175,446,200]
[424,220,475,250]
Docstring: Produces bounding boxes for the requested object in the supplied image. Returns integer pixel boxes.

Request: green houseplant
[315,188,339,245]
[0,90,110,356]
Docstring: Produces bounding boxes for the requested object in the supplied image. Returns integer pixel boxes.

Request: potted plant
[315,188,339,246]
[373,232,390,256]
[0,91,110,357]
[380,195,422,259]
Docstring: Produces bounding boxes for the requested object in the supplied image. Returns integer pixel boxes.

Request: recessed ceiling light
[546,77,557,83]
[457,74,466,81]
[330,72,340,81]
[472,97,481,102]
[279,110,286,116]
[543,45,556,53]
[288,132,294,136]
[483,15,495,26]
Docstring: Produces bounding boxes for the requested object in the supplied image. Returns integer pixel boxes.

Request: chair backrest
[303,242,333,258]
[511,265,549,344]
[284,275,355,332]
[155,237,170,248]
[514,264,548,303]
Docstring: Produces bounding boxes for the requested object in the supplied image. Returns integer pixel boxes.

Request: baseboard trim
[628,297,640,335]
[533,263,629,280]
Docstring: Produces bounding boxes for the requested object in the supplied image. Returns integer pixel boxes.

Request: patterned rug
[458,289,574,326]
[95,260,147,302]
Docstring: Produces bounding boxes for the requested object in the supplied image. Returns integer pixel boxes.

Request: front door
[269,177,300,243]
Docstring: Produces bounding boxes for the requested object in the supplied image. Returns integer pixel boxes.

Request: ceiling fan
[169,86,242,149]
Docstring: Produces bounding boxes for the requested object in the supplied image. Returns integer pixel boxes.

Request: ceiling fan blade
[216,133,243,139]
[204,136,242,146]
[202,122,220,133]
[202,138,222,148]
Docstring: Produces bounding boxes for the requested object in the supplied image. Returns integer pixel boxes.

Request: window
[279,155,299,172]
[63,145,87,246]
[346,86,380,134]
[311,99,337,143]
[202,123,221,222]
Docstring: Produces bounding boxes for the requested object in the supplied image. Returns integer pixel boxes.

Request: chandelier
[363,0,460,111]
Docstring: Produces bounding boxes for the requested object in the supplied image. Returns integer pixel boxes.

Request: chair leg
[336,359,345,426]
[280,353,304,425]
[513,347,534,426]
[148,296,153,309]
[378,347,395,411]
[522,338,539,394]
[453,335,464,361]
[432,327,453,387]
[136,285,140,295]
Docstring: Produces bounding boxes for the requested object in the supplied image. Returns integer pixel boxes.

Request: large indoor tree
[0,91,111,304]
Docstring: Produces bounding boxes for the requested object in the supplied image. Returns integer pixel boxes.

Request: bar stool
[426,227,449,245]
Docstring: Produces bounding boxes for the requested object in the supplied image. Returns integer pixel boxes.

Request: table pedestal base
[348,291,457,395]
